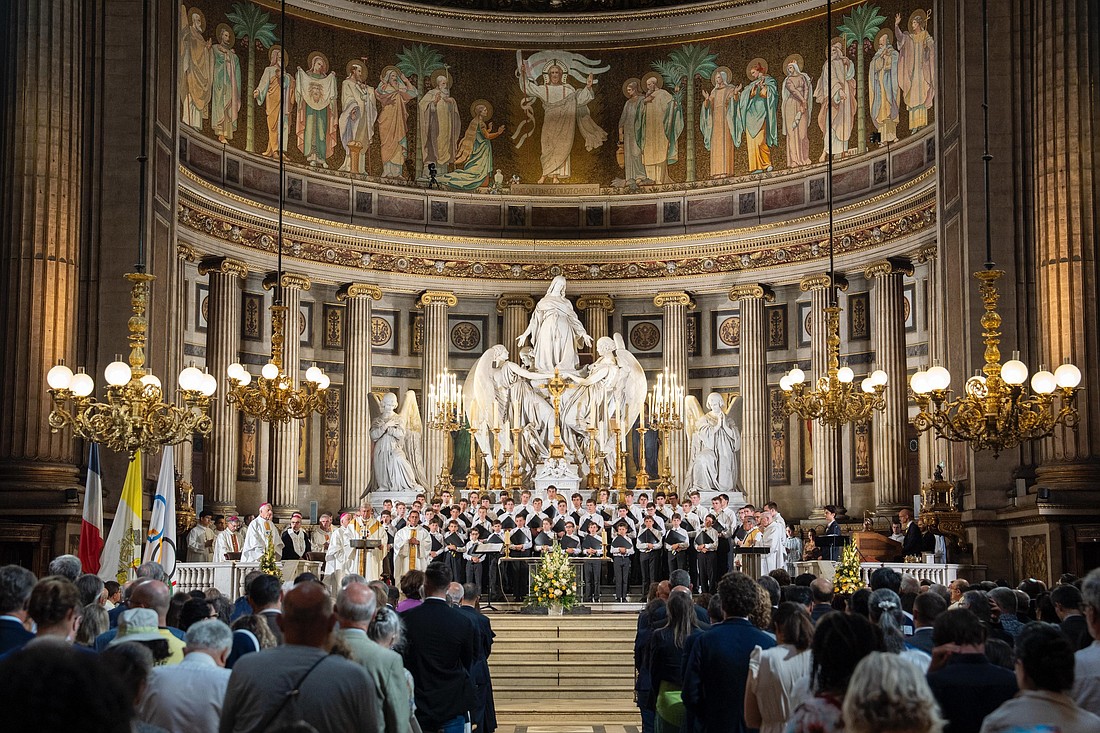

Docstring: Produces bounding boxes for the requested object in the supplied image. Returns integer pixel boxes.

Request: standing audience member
[47,554,82,582]
[220,582,380,733]
[1073,567,1100,716]
[179,598,217,631]
[335,582,410,733]
[636,597,667,733]
[25,576,85,650]
[683,572,777,733]
[0,565,36,653]
[987,587,1024,641]
[75,573,106,607]
[139,619,233,733]
[400,562,476,733]
[101,642,165,732]
[247,574,283,645]
[785,612,883,733]
[231,571,264,621]
[979,622,1100,733]
[744,602,813,733]
[111,608,177,666]
[76,602,109,647]
[104,580,123,610]
[369,605,419,727]
[809,578,834,625]
[909,591,948,654]
[842,652,945,733]
[926,608,1017,733]
[459,583,497,733]
[96,578,186,652]
[648,589,706,733]
[396,569,425,613]
[1051,583,1090,650]
[868,588,930,670]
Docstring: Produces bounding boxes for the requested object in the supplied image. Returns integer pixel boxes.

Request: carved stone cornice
[198,256,248,279]
[496,294,535,313]
[912,241,939,264]
[653,292,696,309]
[337,283,383,301]
[799,273,849,293]
[176,243,200,262]
[416,290,458,309]
[576,294,615,312]
[728,284,775,302]
[262,272,312,292]
[864,257,914,280]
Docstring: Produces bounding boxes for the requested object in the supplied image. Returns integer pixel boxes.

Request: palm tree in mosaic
[837,3,887,154]
[227,2,278,153]
[396,44,446,179]
[652,44,718,181]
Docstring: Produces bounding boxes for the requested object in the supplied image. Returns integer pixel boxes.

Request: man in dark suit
[402,562,476,733]
[248,573,284,645]
[909,591,947,653]
[822,505,842,560]
[0,565,35,654]
[898,508,923,558]
[458,583,497,733]
[809,577,835,625]
[683,572,776,733]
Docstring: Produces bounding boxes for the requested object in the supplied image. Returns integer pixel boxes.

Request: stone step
[494,685,635,700]
[494,700,639,724]
[490,647,634,660]
[489,660,635,676]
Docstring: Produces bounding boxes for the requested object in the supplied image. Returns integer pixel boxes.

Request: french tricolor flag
[78,444,104,574]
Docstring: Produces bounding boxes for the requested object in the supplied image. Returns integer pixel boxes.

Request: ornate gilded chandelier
[224,1,330,422]
[779,0,887,426]
[46,6,215,457]
[907,0,1080,457]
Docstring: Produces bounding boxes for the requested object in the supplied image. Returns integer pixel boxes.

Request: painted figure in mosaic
[869,29,901,143]
[617,78,646,183]
[815,38,857,159]
[418,69,462,176]
[210,24,241,144]
[253,46,294,157]
[895,10,936,129]
[440,100,506,191]
[338,59,378,174]
[178,6,213,130]
[376,66,418,179]
[294,52,339,167]
[733,59,778,174]
[781,55,814,167]
[637,73,684,184]
[700,67,738,178]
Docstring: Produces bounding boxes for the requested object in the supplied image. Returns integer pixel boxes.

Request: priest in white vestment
[757,511,786,574]
[241,503,283,562]
[213,516,245,561]
[393,510,431,578]
[187,512,217,562]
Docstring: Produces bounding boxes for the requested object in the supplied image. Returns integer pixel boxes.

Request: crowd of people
[634,565,1100,733]
[0,556,497,733]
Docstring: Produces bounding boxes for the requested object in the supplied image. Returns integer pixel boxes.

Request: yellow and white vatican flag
[143,446,177,574]
[98,450,144,583]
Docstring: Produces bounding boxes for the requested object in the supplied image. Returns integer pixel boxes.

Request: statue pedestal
[366,490,419,511]
[695,489,747,507]
[533,458,582,494]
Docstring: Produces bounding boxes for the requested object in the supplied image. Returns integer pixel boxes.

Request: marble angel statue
[464,344,554,471]
[684,392,742,494]
[365,391,427,496]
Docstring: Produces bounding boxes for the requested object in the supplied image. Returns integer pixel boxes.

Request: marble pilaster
[801,274,847,514]
[338,283,382,511]
[653,292,695,496]
[576,294,615,347]
[199,257,248,514]
[730,284,775,507]
[865,258,914,511]
[497,294,535,363]
[417,291,457,490]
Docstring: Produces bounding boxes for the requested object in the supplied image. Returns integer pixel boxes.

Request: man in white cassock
[187,512,217,562]
[241,503,284,562]
[393,510,431,578]
[214,515,245,562]
[757,511,785,574]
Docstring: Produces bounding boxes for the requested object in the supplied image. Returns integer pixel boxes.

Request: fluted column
[338,283,382,510]
[0,0,83,486]
[866,258,914,511]
[801,274,847,515]
[497,294,535,363]
[730,284,775,506]
[577,294,615,347]
[199,257,248,514]
[654,292,695,495]
[1032,0,1100,488]
[417,291,457,488]
[264,272,310,516]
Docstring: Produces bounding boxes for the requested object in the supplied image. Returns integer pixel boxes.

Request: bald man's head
[129,578,170,623]
[335,582,377,631]
[279,582,335,647]
[656,580,671,600]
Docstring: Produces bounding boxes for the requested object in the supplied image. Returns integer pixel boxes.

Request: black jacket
[402,597,477,731]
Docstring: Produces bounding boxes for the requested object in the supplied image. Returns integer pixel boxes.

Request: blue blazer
[682,617,776,733]
[0,618,33,655]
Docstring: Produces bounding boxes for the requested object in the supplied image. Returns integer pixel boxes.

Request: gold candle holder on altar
[508,425,524,490]
[465,424,481,490]
[634,425,650,491]
[612,425,627,492]
[428,370,462,494]
[649,370,684,495]
[585,425,602,489]
[488,425,504,491]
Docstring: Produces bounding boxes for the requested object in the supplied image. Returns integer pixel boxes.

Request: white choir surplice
[187,524,217,562]
[240,518,283,563]
[393,525,431,577]
[213,529,244,562]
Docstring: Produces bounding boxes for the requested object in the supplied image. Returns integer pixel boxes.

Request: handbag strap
[253,652,332,731]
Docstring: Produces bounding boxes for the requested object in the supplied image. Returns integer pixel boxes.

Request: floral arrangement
[259,532,282,581]
[530,544,577,611]
[834,540,864,594]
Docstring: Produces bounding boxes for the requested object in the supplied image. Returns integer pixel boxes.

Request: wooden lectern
[852,532,902,562]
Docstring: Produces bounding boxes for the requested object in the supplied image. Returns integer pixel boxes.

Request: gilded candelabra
[545,369,574,460]
[47,272,216,457]
[488,425,504,491]
[226,305,331,422]
[612,423,627,492]
[508,422,524,490]
[427,370,462,494]
[649,371,684,494]
[634,423,651,491]
[909,270,1080,456]
[465,421,482,490]
[779,306,888,426]
[585,425,604,490]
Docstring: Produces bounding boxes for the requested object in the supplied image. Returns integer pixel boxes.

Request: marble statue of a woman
[517,276,592,373]
[367,391,426,494]
[684,391,742,494]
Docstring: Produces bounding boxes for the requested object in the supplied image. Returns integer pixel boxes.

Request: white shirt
[1074,640,1100,717]
[139,651,230,733]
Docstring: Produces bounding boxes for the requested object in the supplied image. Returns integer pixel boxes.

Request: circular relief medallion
[450,322,481,351]
[370,316,392,347]
[903,296,911,323]
[299,311,307,336]
[630,322,660,351]
[200,295,209,325]
[719,316,741,347]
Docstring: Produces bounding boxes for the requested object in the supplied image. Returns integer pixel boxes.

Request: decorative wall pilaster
[730,284,775,507]
[417,291,457,489]
[199,257,247,513]
[866,258,914,511]
[653,292,695,495]
[497,294,535,363]
[338,283,382,510]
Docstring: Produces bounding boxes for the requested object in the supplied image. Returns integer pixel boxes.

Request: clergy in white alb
[240,503,283,563]
[213,516,245,562]
[757,511,786,575]
[187,513,217,562]
[393,511,431,577]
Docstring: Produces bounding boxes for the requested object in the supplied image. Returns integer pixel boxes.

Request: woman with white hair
[842,652,945,733]
[370,606,421,732]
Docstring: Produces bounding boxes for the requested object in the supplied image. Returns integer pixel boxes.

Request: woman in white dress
[744,601,813,733]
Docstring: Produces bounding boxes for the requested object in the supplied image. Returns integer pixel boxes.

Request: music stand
[733,547,769,578]
[349,538,381,577]
[816,534,848,562]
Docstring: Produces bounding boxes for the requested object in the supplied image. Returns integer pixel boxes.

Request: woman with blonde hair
[842,652,945,733]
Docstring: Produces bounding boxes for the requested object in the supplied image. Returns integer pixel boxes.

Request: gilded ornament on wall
[629,321,660,351]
